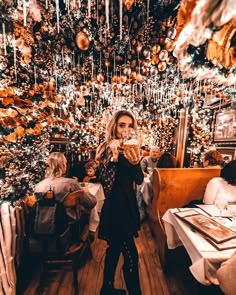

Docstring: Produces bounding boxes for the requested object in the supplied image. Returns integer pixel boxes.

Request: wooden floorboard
[19,219,224,295]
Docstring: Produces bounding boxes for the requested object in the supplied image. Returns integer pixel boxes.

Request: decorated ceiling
[0,0,236,200]
[0,0,235,145]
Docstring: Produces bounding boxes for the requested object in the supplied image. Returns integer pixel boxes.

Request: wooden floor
[19,220,224,295]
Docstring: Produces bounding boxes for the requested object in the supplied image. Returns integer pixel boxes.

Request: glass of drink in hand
[214,197,229,223]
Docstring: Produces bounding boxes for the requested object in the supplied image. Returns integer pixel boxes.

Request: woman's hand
[109,139,120,160]
[124,146,140,165]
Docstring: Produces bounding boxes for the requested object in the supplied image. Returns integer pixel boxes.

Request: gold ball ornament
[123,0,134,11]
[159,50,168,61]
[152,44,161,55]
[167,27,177,40]
[166,40,176,52]
[97,73,105,82]
[158,61,167,72]
[166,55,175,65]
[75,31,90,51]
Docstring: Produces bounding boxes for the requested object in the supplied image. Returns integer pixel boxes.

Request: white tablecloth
[85,183,105,232]
[162,208,236,285]
[140,176,152,205]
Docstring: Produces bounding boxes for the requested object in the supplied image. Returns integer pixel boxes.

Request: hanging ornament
[166,55,175,65]
[142,46,151,59]
[151,56,159,65]
[166,40,175,52]
[75,31,90,51]
[159,49,168,61]
[167,27,177,40]
[97,73,105,82]
[152,44,161,55]
[158,61,167,72]
[123,0,134,11]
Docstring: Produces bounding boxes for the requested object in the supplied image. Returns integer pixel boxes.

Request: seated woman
[157,152,177,168]
[83,160,99,183]
[34,152,97,220]
[203,160,236,204]
[202,150,223,168]
[217,252,236,295]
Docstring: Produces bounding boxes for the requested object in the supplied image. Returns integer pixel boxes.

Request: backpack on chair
[28,188,70,254]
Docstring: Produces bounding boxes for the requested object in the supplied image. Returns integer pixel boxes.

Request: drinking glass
[228,206,236,230]
[214,197,229,223]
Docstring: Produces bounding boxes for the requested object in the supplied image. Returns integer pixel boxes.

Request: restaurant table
[162,207,236,285]
[82,183,105,232]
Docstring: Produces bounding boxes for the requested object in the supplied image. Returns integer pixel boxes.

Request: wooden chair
[28,190,90,294]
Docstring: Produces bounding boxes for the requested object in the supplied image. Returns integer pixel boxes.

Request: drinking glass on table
[228,206,236,230]
[214,197,229,223]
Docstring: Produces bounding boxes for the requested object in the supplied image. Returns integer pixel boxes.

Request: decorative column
[176,107,189,167]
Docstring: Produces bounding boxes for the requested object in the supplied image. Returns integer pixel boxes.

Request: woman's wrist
[110,156,118,162]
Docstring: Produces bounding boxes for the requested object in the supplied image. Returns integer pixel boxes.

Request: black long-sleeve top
[97,153,144,242]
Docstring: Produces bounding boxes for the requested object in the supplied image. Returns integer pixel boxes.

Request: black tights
[102,236,142,295]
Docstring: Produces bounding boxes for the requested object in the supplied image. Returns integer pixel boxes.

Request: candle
[34,65,37,85]
[105,0,109,30]
[56,0,60,33]
[119,0,122,40]
[88,0,91,18]
[23,0,27,26]
[96,0,99,25]
[91,55,94,78]
[46,0,48,9]
[2,23,7,55]
[55,75,58,92]
[61,46,64,67]
[13,37,17,80]
[113,52,116,73]
[147,0,150,23]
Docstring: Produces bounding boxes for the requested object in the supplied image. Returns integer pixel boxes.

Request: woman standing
[96,110,144,295]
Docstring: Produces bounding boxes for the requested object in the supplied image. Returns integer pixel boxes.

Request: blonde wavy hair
[96,110,138,164]
[45,152,67,177]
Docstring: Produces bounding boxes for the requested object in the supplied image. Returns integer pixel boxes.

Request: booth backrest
[148,167,221,232]
[153,167,221,217]
[147,167,221,267]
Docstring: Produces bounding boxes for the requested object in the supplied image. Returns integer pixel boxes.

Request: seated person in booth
[34,152,97,221]
[140,145,150,159]
[137,147,165,221]
[217,252,236,295]
[83,160,99,183]
[157,152,177,168]
[202,150,223,168]
[140,146,161,176]
[203,160,236,204]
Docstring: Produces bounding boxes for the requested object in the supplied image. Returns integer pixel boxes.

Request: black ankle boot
[100,286,126,295]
